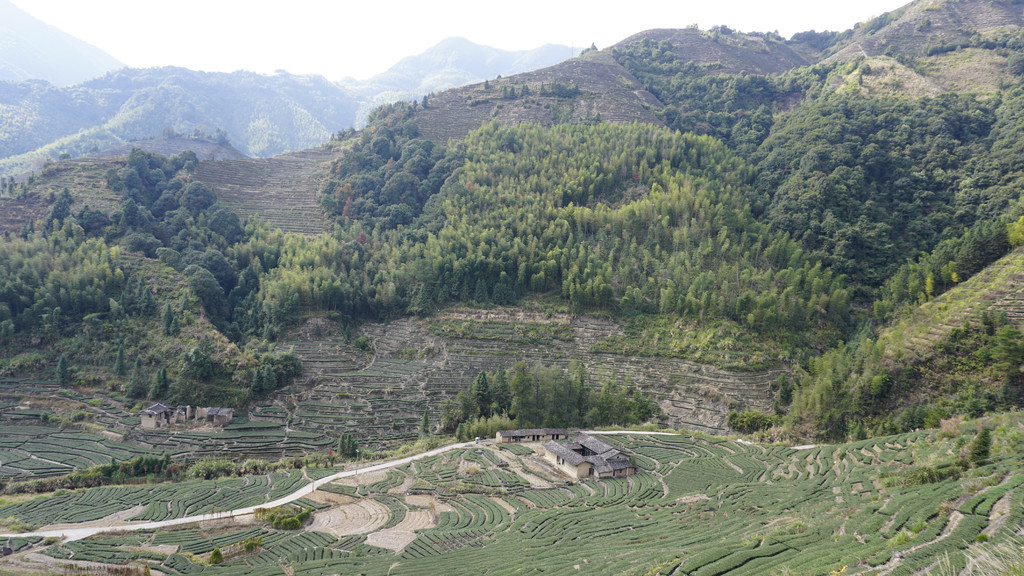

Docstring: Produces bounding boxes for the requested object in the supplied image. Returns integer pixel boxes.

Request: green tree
[421,408,430,436]
[969,427,991,467]
[728,410,774,433]
[181,340,214,380]
[338,434,358,457]
[993,326,1024,382]
[250,365,277,395]
[149,367,169,399]
[162,303,175,335]
[209,547,223,564]
[113,343,126,377]
[56,353,70,387]
[128,357,147,398]
[471,371,491,417]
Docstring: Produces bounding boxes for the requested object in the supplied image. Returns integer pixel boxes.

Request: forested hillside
[0,67,362,176]
[3,0,1024,444]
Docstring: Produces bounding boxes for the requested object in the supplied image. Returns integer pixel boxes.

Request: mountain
[0,37,581,176]
[400,50,664,143]
[0,0,123,85]
[357,37,580,95]
[612,27,815,74]
[820,0,1024,94]
[4,0,1024,444]
[0,67,362,176]
[6,2,1024,574]
[349,37,581,126]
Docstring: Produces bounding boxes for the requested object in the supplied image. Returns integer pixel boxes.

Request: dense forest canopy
[6,12,1024,440]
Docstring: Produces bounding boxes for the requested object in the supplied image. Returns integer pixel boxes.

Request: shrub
[728,410,774,433]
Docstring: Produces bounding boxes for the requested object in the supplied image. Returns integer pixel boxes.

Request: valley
[3,0,1024,573]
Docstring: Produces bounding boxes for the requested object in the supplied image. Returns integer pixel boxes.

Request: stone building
[495,428,569,443]
[543,433,636,479]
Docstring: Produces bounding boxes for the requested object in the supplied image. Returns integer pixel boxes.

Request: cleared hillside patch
[194,147,338,235]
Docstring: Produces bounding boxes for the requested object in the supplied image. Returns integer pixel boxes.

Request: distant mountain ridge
[0,0,123,85]
[349,37,582,126]
[0,67,363,176]
[357,37,580,94]
[0,35,580,175]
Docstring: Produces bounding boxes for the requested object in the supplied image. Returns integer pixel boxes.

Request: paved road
[0,440,476,542]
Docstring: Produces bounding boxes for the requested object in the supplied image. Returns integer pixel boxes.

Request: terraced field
[882,246,1024,360]
[0,158,122,235]
[411,51,664,144]
[279,310,781,441]
[194,147,339,235]
[0,424,156,479]
[0,378,336,466]
[0,468,309,527]
[7,423,1021,575]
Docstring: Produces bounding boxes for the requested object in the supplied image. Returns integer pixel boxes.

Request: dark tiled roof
[607,457,633,470]
[573,434,616,455]
[141,403,174,415]
[546,433,633,474]
[499,428,567,438]
[543,440,586,465]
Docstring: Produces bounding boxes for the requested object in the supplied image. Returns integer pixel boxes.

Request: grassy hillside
[404,50,664,143]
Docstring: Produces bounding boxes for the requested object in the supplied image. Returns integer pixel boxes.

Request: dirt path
[308,499,390,536]
[0,440,477,543]
[40,505,146,533]
[877,512,964,576]
[491,445,555,489]
[365,498,442,553]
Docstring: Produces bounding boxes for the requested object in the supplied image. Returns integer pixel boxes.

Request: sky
[13,0,911,81]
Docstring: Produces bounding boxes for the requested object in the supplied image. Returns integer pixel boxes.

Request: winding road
[0,430,773,544]
[0,440,476,543]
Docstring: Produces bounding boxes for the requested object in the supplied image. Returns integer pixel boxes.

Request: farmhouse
[543,433,635,479]
[200,407,234,426]
[139,403,176,429]
[495,428,569,443]
[140,404,233,429]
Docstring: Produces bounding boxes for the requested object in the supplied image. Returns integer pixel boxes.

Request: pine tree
[472,372,491,417]
[969,427,991,467]
[250,365,277,395]
[162,303,174,335]
[114,343,126,377]
[128,357,146,398]
[210,548,223,564]
[338,434,358,457]
[139,285,157,316]
[421,408,430,436]
[149,367,168,399]
[56,353,70,387]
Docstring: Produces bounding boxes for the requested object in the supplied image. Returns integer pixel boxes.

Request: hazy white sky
[13,0,910,80]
